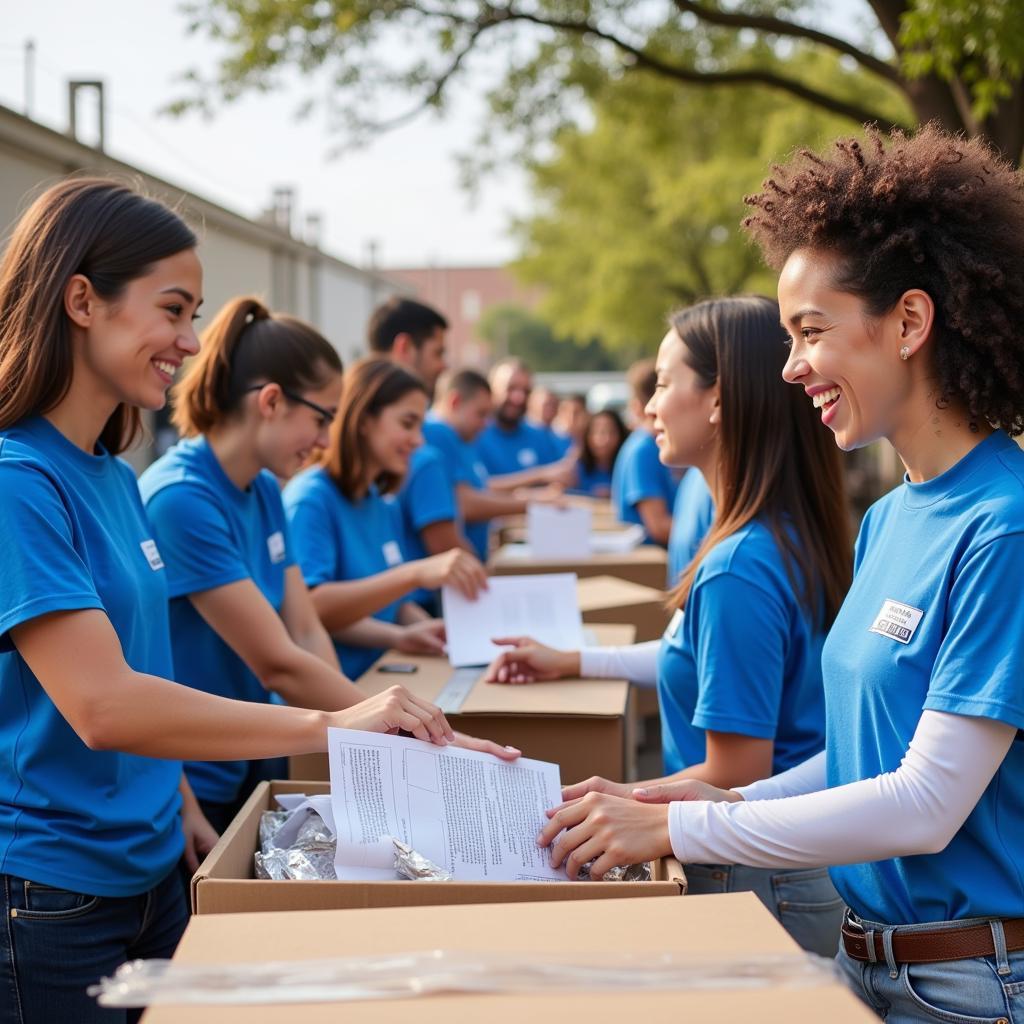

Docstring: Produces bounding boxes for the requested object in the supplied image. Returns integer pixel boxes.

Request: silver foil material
[392,838,453,881]
[258,810,289,851]
[255,810,337,881]
[576,860,652,882]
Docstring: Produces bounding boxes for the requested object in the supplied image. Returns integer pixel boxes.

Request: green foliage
[513,44,910,350]
[476,304,632,371]
[900,0,1024,121]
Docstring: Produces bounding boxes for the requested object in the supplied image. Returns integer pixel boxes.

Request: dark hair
[668,296,852,628]
[743,124,1024,435]
[0,177,196,453]
[172,295,342,436]
[580,408,627,473]
[443,368,491,401]
[367,297,448,353]
[561,393,587,408]
[627,358,658,405]
[321,357,428,499]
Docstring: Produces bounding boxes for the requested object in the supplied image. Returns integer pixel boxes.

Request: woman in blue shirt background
[0,180,458,1024]
[540,127,1024,1023]
[284,358,489,681]
[570,408,627,498]
[488,295,852,955]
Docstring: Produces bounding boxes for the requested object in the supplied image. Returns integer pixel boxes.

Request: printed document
[527,503,592,558]
[442,572,584,667]
[327,728,567,882]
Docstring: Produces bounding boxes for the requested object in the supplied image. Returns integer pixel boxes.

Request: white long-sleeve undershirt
[579,641,660,687]
[668,710,1016,868]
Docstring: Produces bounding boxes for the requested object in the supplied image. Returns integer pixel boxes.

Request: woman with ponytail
[0,181,461,1023]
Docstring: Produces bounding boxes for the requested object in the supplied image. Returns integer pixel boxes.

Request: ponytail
[171,295,342,436]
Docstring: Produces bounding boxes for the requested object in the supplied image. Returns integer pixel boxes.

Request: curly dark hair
[742,124,1024,435]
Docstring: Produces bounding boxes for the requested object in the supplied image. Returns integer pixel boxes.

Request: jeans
[836,910,1024,1023]
[0,868,188,1024]
[684,863,845,958]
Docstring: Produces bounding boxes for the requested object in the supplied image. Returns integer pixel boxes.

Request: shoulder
[0,433,68,503]
[284,466,333,506]
[694,521,789,595]
[138,439,207,502]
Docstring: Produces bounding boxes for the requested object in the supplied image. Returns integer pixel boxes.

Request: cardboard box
[490,543,668,590]
[144,892,874,1023]
[577,574,668,642]
[191,779,686,915]
[291,622,636,785]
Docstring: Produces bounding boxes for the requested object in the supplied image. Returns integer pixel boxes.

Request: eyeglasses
[244,384,336,425]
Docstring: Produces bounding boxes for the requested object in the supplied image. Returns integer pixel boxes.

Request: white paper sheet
[442,573,584,667]
[326,728,567,882]
[527,503,592,559]
[588,524,646,554]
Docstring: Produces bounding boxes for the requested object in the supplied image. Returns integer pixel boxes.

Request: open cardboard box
[143,893,875,1023]
[191,780,687,915]
[490,543,668,590]
[577,574,668,642]
[290,622,636,785]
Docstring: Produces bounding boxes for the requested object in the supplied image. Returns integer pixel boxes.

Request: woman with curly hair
[539,125,1024,1021]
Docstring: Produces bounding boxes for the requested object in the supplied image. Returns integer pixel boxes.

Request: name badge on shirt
[665,608,684,638]
[266,531,286,564]
[139,539,165,571]
[517,448,538,468]
[474,461,489,481]
[382,540,403,567]
[869,598,923,645]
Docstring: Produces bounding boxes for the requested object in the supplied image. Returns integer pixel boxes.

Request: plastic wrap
[90,949,838,1008]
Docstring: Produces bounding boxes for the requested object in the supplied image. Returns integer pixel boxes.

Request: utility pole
[23,40,35,118]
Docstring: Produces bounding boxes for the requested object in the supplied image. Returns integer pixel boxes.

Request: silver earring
[899,346,910,361]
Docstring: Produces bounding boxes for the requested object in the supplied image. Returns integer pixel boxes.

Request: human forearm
[333,616,403,651]
[460,486,526,522]
[310,565,421,631]
[668,711,1015,869]
[263,645,364,711]
[733,751,827,802]
[578,642,659,686]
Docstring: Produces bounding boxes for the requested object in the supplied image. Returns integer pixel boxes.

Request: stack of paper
[527,503,592,558]
[441,572,584,667]
[327,728,568,883]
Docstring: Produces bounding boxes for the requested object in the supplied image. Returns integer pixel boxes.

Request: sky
[0,0,873,270]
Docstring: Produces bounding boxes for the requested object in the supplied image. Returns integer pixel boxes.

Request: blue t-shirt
[397,444,457,563]
[572,461,614,498]
[476,420,561,476]
[0,418,182,896]
[284,467,407,679]
[139,436,295,805]
[655,518,826,778]
[822,431,1024,925]
[423,417,490,561]
[611,428,680,543]
[667,469,715,586]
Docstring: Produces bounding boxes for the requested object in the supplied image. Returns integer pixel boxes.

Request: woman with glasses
[140,298,509,834]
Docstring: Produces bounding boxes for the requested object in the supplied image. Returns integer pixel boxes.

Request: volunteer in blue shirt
[667,468,714,586]
[611,358,680,544]
[0,179,459,1024]
[537,127,1024,1022]
[570,408,627,498]
[487,296,853,956]
[527,385,570,455]
[475,358,568,479]
[284,358,489,681]
[427,370,563,561]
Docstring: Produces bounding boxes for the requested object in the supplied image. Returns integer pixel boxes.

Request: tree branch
[497,8,909,132]
[670,0,901,84]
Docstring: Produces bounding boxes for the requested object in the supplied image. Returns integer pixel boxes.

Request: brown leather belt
[842,917,1024,965]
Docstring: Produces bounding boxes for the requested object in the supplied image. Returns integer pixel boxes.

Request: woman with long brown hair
[487,295,852,955]
[283,358,500,690]
[0,180,459,1024]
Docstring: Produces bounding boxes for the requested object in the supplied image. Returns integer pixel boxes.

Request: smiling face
[491,366,532,427]
[648,329,718,470]
[587,412,622,464]
[255,369,343,480]
[74,248,203,411]
[779,248,916,452]
[363,389,428,478]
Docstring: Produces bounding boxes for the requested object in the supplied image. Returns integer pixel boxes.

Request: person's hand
[560,775,634,802]
[416,549,488,599]
[485,637,579,684]
[395,618,446,656]
[333,686,455,746]
[631,779,744,804]
[537,792,671,880]
[514,484,566,507]
[452,731,522,761]
[180,797,219,874]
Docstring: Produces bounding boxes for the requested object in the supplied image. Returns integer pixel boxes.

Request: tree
[512,44,908,348]
[476,304,630,371]
[174,1,1024,163]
